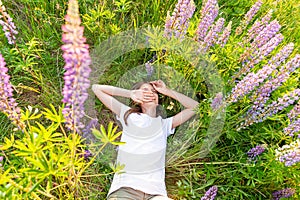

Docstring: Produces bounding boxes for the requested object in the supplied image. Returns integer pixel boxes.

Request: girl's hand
[150,80,168,94]
[130,89,155,104]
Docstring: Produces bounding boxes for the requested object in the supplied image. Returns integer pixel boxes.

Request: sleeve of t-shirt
[162,117,175,137]
[116,104,131,127]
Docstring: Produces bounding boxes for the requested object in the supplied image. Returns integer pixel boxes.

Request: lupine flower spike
[239,88,300,129]
[0,0,18,44]
[164,0,196,39]
[201,185,218,200]
[0,54,25,130]
[242,54,300,126]
[247,144,266,160]
[196,0,218,42]
[61,0,92,132]
[275,139,300,167]
[202,18,225,51]
[216,21,232,47]
[272,188,296,200]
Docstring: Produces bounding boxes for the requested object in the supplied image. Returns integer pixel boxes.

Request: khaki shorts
[107,187,172,200]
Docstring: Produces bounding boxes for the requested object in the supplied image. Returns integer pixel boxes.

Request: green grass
[0,0,299,199]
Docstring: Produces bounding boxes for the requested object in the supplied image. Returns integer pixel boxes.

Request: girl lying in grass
[92,80,198,200]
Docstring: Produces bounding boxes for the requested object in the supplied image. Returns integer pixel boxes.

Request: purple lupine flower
[82,118,98,135]
[244,0,263,26]
[275,139,300,167]
[284,118,300,138]
[196,0,218,41]
[0,156,3,167]
[203,18,225,51]
[251,33,284,65]
[61,0,92,132]
[287,101,300,122]
[216,21,232,47]
[0,1,18,44]
[251,19,281,49]
[83,149,93,160]
[249,89,300,127]
[247,9,273,42]
[247,145,266,159]
[228,63,277,103]
[211,92,223,111]
[245,54,300,121]
[201,185,218,200]
[0,54,25,130]
[164,0,196,39]
[145,62,154,77]
[272,188,296,200]
[268,43,294,66]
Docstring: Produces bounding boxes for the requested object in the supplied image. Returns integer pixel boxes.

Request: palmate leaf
[42,104,65,124]
[0,135,14,150]
[92,122,125,145]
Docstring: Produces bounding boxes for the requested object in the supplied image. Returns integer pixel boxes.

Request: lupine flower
[287,100,300,122]
[272,188,296,200]
[244,0,263,26]
[202,18,225,51]
[61,0,92,132]
[164,0,196,39]
[228,64,277,103]
[244,54,300,121]
[0,54,25,130]
[283,118,300,138]
[145,62,154,78]
[201,185,218,200]
[0,156,3,167]
[216,21,232,47]
[247,9,273,42]
[0,0,18,44]
[251,19,281,49]
[275,139,300,167]
[247,144,266,160]
[211,92,223,111]
[240,89,300,129]
[82,118,98,135]
[83,149,93,160]
[251,33,284,65]
[195,0,218,41]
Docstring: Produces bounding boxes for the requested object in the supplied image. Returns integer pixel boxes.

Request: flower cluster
[202,18,225,51]
[61,0,92,132]
[0,54,25,130]
[216,21,232,47]
[275,139,300,167]
[283,119,300,138]
[272,188,296,200]
[164,0,196,39]
[244,0,263,26]
[251,33,284,65]
[0,156,3,167]
[239,89,300,129]
[237,55,300,128]
[246,9,273,42]
[228,63,277,103]
[201,186,218,200]
[195,0,218,42]
[251,19,281,49]
[284,100,300,137]
[247,145,266,160]
[287,101,300,121]
[0,0,18,44]
[211,92,223,111]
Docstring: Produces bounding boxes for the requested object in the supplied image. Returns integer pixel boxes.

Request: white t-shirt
[107,104,175,197]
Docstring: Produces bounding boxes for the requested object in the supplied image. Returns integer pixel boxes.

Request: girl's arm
[151,80,199,129]
[92,84,154,117]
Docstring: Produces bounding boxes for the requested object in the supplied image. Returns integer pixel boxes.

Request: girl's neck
[141,105,157,117]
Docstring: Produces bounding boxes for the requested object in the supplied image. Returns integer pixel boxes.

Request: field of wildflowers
[0,0,299,199]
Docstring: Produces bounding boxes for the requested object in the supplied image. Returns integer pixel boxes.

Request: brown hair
[124,81,166,125]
